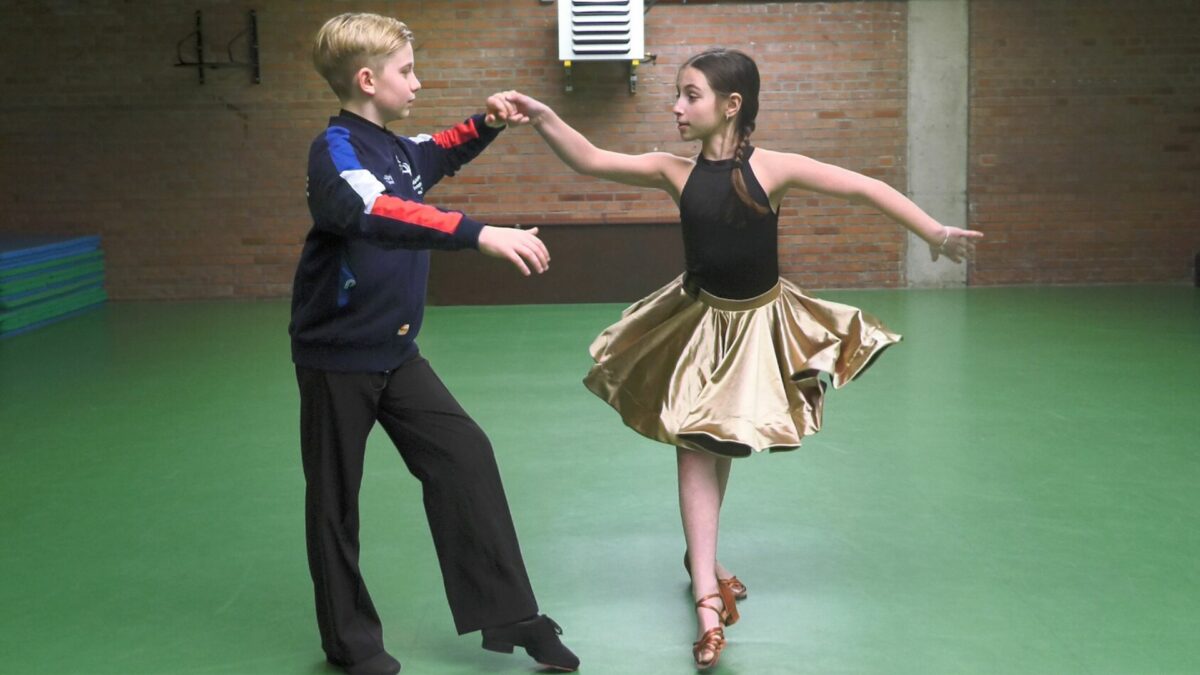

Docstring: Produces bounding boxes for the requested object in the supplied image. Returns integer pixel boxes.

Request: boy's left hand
[484,90,526,128]
[478,225,550,276]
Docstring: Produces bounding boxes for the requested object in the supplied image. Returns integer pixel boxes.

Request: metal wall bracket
[562,55,655,95]
[175,10,260,84]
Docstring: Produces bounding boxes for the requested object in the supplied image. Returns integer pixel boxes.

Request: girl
[504,48,982,669]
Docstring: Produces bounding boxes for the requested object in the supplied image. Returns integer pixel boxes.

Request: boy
[290,13,578,675]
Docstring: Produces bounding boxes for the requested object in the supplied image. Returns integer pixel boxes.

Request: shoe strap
[692,626,727,665]
[720,576,745,589]
[694,592,728,624]
[693,626,726,646]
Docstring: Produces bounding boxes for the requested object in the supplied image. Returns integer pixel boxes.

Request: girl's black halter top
[678,147,780,300]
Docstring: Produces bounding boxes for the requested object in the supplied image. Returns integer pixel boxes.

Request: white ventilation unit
[558,0,645,62]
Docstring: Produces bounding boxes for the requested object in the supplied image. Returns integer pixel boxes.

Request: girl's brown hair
[681,48,771,223]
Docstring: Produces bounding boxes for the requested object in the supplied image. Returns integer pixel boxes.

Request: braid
[730,126,770,221]
[682,47,767,224]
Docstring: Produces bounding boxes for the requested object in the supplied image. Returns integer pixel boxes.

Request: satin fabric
[583,275,902,458]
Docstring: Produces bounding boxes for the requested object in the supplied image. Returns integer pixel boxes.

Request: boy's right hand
[478,225,550,276]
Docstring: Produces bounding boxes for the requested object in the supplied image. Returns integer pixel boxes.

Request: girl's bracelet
[937,229,951,251]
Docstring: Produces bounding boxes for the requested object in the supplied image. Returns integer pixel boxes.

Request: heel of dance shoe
[481,615,579,672]
[480,635,515,654]
[718,581,740,626]
[686,550,749,601]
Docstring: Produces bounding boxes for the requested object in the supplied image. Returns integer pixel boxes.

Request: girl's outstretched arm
[506,92,690,194]
[759,149,983,263]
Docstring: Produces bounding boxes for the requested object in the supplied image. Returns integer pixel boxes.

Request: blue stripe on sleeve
[324,126,361,173]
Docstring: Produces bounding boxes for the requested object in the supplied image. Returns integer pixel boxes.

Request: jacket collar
[331,109,392,137]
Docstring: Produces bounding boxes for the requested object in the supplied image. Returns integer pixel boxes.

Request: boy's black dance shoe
[481,614,580,672]
[327,650,401,675]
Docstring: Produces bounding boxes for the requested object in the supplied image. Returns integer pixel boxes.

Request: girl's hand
[502,92,550,125]
[484,90,520,128]
[929,226,985,263]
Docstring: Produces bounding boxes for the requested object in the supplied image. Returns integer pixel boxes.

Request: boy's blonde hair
[313,13,414,101]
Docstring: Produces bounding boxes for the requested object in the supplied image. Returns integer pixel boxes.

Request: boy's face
[366,43,420,123]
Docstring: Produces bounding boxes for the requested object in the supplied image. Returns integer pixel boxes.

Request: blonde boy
[290,13,578,675]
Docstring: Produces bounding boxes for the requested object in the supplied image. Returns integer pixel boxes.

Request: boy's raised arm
[308,129,548,274]
[404,112,504,189]
[307,130,485,250]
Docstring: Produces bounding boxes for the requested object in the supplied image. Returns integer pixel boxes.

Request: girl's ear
[724,92,743,120]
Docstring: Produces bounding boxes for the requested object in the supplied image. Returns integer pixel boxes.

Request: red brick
[5,1,1190,298]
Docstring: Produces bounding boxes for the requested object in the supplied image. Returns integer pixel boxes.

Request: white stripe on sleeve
[340,169,386,214]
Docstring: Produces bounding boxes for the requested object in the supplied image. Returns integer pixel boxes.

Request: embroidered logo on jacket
[395,157,423,195]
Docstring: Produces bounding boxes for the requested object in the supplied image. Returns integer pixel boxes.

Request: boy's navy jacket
[290,109,502,372]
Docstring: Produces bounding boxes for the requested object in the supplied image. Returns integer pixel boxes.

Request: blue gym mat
[0,235,106,338]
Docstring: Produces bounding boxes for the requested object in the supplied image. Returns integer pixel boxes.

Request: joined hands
[484,90,538,128]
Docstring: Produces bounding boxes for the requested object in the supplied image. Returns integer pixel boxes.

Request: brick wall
[0,1,1194,299]
[0,2,331,299]
[420,0,910,291]
[970,0,1200,284]
[0,0,906,299]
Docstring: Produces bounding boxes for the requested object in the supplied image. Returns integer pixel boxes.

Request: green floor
[1,286,1198,674]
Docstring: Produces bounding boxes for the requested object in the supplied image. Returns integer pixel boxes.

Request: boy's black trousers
[296,356,539,665]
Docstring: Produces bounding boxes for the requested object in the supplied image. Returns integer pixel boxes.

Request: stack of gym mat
[0,235,107,339]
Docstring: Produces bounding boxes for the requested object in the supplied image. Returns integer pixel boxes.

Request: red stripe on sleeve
[431,118,480,149]
[370,195,462,234]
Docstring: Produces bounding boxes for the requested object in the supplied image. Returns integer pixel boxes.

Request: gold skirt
[583,275,901,457]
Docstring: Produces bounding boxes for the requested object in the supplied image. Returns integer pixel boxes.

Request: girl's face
[672,66,724,141]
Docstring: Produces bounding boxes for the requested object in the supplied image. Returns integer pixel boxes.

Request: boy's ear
[724,92,743,120]
[354,66,376,96]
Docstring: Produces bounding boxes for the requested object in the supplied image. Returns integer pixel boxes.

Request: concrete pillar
[906,0,970,287]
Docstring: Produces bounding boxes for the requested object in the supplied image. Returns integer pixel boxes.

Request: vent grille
[558,0,644,61]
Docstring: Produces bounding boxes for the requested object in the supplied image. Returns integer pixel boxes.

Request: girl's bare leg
[713,456,734,580]
[678,447,727,658]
